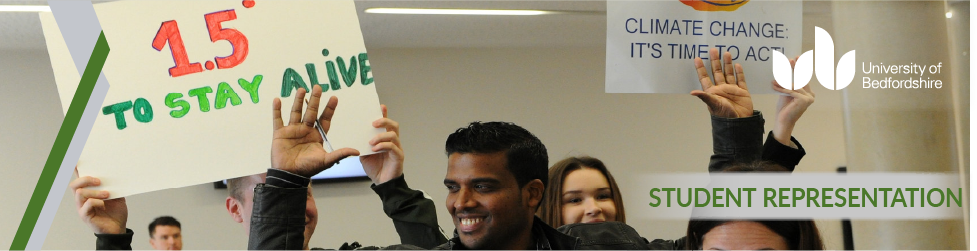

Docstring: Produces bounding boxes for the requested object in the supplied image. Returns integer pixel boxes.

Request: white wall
[0,49,65,249]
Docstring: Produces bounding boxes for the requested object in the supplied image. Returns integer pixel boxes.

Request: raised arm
[251,85,361,250]
[361,105,448,248]
[763,77,815,171]
[71,167,131,250]
[691,48,764,172]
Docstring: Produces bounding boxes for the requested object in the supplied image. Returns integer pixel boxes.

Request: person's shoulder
[558,221,663,249]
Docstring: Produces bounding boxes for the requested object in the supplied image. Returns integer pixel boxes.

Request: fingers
[69,176,100,190]
[723,51,735,85]
[694,57,712,91]
[323,147,360,167]
[318,96,339,134]
[735,64,748,91]
[75,187,109,209]
[380,104,388,118]
[302,85,322,127]
[272,98,284,130]
[71,176,106,208]
[771,80,791,94]
[373,118,400,134]
[371,142,404,156]
[289,87,307,125]
[772,80,815,101]
[79,197,105,218]
[370,131,401,148]
[709,48,726,86]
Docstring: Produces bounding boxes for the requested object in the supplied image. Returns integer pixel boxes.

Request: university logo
[680,0,749,12]
[772,26,856,90]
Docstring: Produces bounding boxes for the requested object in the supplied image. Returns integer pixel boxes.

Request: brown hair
[536,156,626,227]
[227,175,261,202]
[685,220,825,250]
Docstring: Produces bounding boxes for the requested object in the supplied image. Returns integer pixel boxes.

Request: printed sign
[40,0,383,198]
[606,0,802,93]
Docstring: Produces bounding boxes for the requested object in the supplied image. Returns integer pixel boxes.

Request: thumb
[691,91,720,110]
[325,148,360,166]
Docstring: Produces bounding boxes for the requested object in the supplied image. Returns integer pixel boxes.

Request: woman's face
[701,221,789,250]
[560,168,618,225]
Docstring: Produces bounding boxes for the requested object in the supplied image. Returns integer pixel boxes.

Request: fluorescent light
[946,11,952,18]
[0,5,51,12]
[365,8,551,15]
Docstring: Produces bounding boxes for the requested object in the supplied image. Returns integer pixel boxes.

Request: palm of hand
[777,96,799,122]
[704,84,753,118]
[775,91,813,124]
[272,125,329,178]
[360,152,400,183]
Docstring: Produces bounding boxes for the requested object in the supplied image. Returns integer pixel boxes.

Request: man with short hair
[438,121,574,249]
[148,216,182,250]
[224,173,320,250]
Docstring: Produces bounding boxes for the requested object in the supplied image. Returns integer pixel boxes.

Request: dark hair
[537,156,626,227]
[445,121,548,189]
[148,216,181,238]
[685,220,824,250]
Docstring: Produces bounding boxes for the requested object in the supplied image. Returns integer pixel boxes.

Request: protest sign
[606,1,802,93]
[41,0,382,198]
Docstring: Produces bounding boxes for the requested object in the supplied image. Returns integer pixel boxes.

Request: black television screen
[215,157,367,188]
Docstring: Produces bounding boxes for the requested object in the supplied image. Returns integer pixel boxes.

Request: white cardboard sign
[606,1,803,94]
[41,0,382,198]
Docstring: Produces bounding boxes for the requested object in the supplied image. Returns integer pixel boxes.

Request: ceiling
[0,0,831,51]
[0,0,608,50]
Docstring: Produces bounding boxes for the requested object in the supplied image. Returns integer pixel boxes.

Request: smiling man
[438,122,576,249]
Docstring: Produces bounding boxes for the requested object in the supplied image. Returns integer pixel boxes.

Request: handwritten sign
[605,1,802,93]
[40,0,382,198]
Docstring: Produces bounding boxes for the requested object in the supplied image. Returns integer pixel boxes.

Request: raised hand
[771,57,815,146]
[360,105,405,185]
[271,85,360,178]
[70,168,127,234]
[690,48,754,118]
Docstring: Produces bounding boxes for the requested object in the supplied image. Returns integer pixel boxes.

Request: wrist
[374,170,404,185]
[96,225,125,235]
[267,168,313,188]
[772,124,794,146]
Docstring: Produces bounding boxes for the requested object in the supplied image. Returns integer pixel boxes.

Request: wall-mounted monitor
[214,157,368,188]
